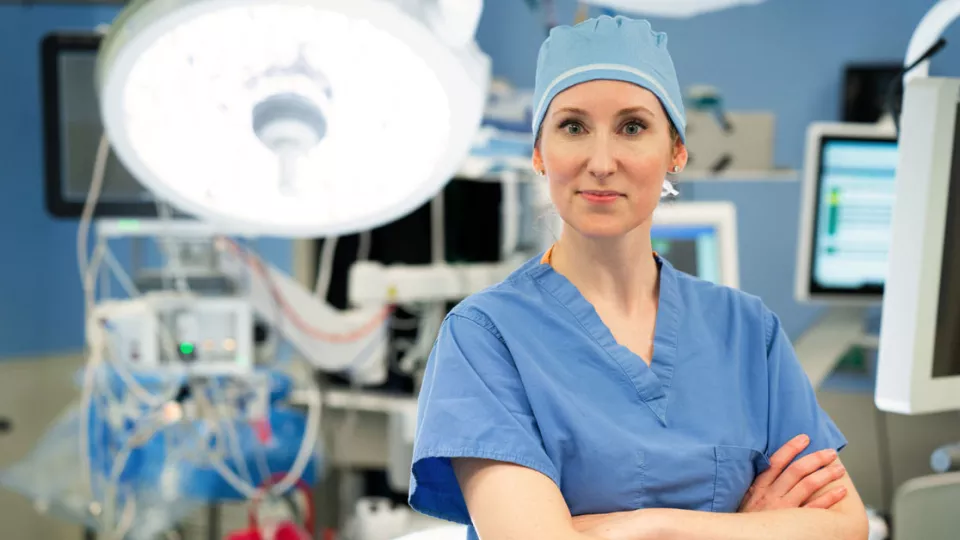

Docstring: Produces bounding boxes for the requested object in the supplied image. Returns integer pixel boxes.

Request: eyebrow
[552,106,657,118]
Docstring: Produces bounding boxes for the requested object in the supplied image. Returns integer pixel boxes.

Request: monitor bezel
[652,201,740,289]
[42,31,162,219]
[876,77,960,415]
[795,122,897,305]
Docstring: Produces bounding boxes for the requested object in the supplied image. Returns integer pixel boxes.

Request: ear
[532,146,545,175]
[673,141,689,171]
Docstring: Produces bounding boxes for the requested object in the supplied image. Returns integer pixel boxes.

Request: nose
[587,138,616,181]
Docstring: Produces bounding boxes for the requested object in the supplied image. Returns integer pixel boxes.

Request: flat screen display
[809,137,898,296]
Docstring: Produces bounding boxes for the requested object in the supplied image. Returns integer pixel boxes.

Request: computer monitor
[876,77,960,415]
[795,122,898,304]
[41,31,165,218]
[651,201,740,289]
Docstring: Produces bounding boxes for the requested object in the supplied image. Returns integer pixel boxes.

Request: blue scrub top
[409,251,846,537]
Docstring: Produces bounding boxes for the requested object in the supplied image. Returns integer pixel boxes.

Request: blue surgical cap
[531,16,686,144]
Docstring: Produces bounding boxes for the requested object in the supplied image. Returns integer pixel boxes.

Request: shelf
[677,169,799,182]
[291,387,417,415]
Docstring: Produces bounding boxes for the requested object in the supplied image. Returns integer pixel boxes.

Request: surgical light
[580,0,766,18]
[96,0,490,237]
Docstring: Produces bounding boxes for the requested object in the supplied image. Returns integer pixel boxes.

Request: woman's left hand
[739,435,847,512]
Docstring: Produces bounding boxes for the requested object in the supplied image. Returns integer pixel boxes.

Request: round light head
[98,0,489,237]
[580,0,766,18]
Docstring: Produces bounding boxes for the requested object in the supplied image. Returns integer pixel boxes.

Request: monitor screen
[932,117,960,380]
[43,33,161,218]
[651,224,721,285]
[809,137,898,295]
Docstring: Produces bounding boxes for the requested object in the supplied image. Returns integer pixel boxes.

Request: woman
[409,15,868,540]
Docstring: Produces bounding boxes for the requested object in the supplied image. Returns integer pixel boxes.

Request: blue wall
[475,0,960,339]
[0,5,291,359]
[1,6,119,358]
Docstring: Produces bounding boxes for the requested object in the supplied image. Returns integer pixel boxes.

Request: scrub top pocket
[636,444,769,513]
[713,445,771,512]
[636,444,719,510]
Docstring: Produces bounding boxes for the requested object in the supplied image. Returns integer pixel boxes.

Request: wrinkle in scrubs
[409,251,846,539]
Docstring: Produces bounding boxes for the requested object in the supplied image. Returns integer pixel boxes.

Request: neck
[551,222,660,316]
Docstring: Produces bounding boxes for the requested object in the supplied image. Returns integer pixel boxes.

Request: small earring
[535,169,545,176]
[671,165,681,174]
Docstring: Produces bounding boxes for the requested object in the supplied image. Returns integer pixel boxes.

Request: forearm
[645,507,868,540]
[575,507,867,540]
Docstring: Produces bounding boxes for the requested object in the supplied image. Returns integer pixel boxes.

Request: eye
[559,120,585,135]
[622,121,646,136]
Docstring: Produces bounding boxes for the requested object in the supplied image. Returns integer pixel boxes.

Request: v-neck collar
[532,246,682,425]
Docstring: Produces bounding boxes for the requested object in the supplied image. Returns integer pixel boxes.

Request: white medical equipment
[579,0,766,18]
[795,122,898,305]
[789,122,896,390]
[651,201,741,289]
[873,0,960,416]
[347,258,525,307]
[92,294,254,375]
[96,0,490,238]
[875,76,960,415]
[63,1,495,537]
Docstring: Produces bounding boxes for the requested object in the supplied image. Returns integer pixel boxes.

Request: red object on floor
[225,530,260,540]
[226,471,316,540]
[273,522,310,540]
[224,521,310,540]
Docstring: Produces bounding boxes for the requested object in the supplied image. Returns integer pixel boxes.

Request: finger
[802,486,848,510]
[770,448,839,496]
[752,434,810,488]
[784,460,846,507]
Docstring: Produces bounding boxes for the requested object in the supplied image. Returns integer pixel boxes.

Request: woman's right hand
[738,434,848,513]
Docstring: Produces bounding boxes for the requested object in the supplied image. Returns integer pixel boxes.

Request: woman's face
[533,80,687,239]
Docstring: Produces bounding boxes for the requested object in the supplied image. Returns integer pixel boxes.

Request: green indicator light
[179,342,195,355]
[116,219,141,232]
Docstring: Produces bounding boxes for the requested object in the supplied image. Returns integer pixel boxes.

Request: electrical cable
[194,339,320,518]
[884,38,948,135]
[193,387,261,499]
[109,491,137,540]
[209,380,256,489]
[268,372,321,496]
[357,231,372,262]
[78,331,104,505]
[430,194,445,264]
[396,302,445,374]
[101,247,141,299]
[500,170,520,259]
[156,201,191,292]
[77,135,110,293]
[99,322,178,408]
[240,237,285,367]
[222,239,393,343]
[101,404,169,539]
[241,380,274,487]
[314,236,338,300]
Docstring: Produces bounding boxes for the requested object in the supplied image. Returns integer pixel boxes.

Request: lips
[578,190,623,203]
[580,190,621,197]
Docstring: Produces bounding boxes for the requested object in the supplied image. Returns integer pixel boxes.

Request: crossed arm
[452,436,869,540]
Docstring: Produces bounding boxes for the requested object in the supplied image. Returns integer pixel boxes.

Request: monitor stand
[794,306,878,389]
